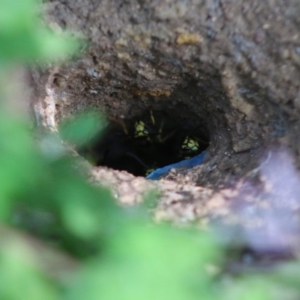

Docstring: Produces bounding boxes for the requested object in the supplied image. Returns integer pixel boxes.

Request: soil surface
[32,0,300,260]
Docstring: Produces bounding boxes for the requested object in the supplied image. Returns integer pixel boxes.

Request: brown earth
[31,0,300,257]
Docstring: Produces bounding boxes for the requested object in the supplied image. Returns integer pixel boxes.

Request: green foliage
[0,238,58,300]
[66,225,219,300]
[0,0,78,67]
[59,111,106,147]
[1,0,300,300]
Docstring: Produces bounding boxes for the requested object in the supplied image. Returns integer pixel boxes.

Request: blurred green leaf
[0,238,58,300]
[0,0,79,65]
[59,179,114,239]
[65,225,219,300]
[0,104,44,220]
[59,111,105,147]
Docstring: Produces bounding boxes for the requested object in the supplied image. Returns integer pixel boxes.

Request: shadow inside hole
[79,109,210,177]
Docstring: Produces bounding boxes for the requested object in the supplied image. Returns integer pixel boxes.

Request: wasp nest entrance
[79,107,210,177]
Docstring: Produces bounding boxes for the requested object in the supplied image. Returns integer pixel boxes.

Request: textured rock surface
[32,1,300,243]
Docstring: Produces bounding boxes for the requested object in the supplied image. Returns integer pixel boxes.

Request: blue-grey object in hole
[146,151,206,180]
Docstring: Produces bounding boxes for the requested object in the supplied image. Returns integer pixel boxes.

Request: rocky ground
[32,0,300,262]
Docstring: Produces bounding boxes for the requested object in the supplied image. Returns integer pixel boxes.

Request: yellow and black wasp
[79,109,209,177]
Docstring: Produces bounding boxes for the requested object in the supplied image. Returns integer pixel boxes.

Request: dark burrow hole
[78,106,210,177]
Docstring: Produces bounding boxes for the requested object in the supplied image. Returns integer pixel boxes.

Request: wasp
[78,109,209,177]
[180,136,200,159]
